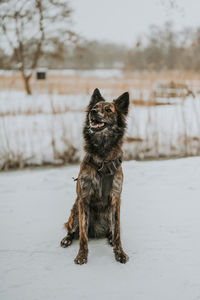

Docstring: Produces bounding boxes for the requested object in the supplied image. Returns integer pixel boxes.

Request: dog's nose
[91,108,98,115]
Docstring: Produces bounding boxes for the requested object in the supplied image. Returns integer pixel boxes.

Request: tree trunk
[23,75,32,95]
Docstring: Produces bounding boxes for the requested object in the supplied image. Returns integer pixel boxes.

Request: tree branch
[30,0,45,73]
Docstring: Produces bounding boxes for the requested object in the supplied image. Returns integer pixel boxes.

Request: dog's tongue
[91,122,104,128]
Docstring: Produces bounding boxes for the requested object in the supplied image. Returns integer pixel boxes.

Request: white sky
[71,0,200,46]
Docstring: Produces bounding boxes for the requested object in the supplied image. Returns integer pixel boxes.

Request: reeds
[0,71,200,170]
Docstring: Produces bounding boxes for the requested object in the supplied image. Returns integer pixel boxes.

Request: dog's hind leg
[60,232,74,248]
[107,231,113,247]
[60,201,79,248]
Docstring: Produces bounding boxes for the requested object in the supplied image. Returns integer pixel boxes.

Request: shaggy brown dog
[60,88,129,264]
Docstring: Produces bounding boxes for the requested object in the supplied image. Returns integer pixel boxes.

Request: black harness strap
[101,174,114,202]
[85,155,122,175]
[85,155,122,201]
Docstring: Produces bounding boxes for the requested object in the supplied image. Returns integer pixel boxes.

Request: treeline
[1,23,200,71]
[125,23,200,71]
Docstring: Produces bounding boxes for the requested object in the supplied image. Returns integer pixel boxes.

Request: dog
[60,88,129,264]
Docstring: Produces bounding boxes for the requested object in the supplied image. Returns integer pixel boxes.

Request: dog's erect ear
[90,88,104,106]
[114,92,129,115]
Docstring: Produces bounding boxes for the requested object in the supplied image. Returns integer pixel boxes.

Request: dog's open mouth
[90,119,106,130]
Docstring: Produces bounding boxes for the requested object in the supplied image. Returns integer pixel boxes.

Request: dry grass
[1,70,200,95]
[1,70,200,170]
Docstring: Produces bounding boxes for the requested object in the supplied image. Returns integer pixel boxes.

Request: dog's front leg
[74,199,89,265]
[113,199,129,264]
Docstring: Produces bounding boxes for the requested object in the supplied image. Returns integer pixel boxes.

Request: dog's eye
[106,108,112,113]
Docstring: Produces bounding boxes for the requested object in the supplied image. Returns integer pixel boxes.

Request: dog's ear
[114,92,129,115]
[90,88,104,106]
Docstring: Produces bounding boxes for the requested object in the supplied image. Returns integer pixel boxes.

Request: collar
[85,155,122,176]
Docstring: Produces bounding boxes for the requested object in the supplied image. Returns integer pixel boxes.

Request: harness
[85,155,122,201]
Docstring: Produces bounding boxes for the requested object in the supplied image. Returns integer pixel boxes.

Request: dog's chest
[80,172,113,205]
[79,163,123,205]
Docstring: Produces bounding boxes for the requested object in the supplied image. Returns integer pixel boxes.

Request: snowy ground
[0,157,200,300]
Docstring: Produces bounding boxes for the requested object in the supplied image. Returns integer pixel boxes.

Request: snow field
[0,158,200,299]
[0,90,200,169]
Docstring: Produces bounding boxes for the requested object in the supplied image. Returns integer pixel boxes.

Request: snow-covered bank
[0,157,200,300]
[1,90,200,170]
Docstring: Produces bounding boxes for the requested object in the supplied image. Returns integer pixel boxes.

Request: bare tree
[0,0,75,94]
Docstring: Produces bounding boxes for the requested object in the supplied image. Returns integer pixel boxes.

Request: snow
[1,90,200,169]
[1,157,200,300]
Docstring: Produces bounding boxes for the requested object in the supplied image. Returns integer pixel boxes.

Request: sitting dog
[60,88,129,264]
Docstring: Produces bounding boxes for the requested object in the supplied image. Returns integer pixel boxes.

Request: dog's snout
[91,108,98,115]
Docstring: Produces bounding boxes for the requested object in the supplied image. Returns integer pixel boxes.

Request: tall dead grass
[1,70,200,95]
[1,71,200,170]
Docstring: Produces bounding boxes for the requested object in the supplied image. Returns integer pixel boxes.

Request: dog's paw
[107,233,113,247]
[107,238,113,247]
[114,250,129,264]
[60,236,72,248]
[74,252,88,265]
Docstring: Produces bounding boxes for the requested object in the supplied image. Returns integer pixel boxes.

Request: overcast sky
[71,0,200,46]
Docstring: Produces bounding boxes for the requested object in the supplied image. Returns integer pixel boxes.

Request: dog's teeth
[90,122,104,128]
[91,123,98,128]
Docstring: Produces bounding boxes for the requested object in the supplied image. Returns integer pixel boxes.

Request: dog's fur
[60,88,129,264]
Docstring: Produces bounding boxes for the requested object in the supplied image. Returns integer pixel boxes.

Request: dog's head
[87,88,129,132]
[83,88,129,156]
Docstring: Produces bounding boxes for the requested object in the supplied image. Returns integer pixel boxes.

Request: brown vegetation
[0,0,73,95]
[1,71,200,171]
[0,71,200,95]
